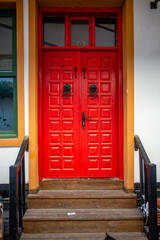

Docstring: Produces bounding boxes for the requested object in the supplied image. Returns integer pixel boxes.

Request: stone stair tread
[28,190,136,199]
[39,179,123,190]
[21,232,147,240]
[42,178,120,182]
[23,208,143,221]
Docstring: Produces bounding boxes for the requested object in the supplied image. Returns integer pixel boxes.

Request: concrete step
[23,208,143,233]
[27,190,137,209]
[39,178,124,191]
[21,232,148,240]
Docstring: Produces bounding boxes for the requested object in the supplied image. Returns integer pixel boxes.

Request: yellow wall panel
[122,0,134,190]
[29,0,39,190]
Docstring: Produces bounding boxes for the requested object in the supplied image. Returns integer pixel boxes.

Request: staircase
[21,179,147,240]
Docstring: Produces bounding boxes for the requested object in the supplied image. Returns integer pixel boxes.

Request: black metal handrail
[9,136,29,240]
[134,135,157,240]
[150,0,160,9]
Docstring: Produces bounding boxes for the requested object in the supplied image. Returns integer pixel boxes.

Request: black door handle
[74,67,78,78]
[82,67,86,79]
[82,112,91,129]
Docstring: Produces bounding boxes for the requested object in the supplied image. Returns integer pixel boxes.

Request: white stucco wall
[24,0,29,137]
[0,147,29,183]
[134,0,160,182]
[0,147,20,183]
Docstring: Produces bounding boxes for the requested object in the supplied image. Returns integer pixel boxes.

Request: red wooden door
[42,50,118,178]
[43,51,80,178]
[81,51,118,177]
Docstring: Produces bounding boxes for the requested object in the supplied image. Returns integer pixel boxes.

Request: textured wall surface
[134,0,160,181]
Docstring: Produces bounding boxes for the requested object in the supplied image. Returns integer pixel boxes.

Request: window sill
[0,135,24,147]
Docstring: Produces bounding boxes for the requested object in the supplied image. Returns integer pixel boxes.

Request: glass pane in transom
[95,18,116,47]
[71,20,89,46]
[0,17,12,71]
[43,16,65,47]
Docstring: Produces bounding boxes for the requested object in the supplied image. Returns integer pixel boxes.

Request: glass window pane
[71,20,89,46]
[0,17,12,71]
[0,77,14,131]
[43,16,65,47]
[95,18,116,47]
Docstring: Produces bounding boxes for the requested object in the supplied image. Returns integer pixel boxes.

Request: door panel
[81,51,118,177]
[43,51,80,178]
[42,50,118,178]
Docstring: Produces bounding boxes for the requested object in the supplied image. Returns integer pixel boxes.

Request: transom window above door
[43,14,117,48]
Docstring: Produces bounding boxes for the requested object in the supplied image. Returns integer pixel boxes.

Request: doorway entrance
[39,10,123,178]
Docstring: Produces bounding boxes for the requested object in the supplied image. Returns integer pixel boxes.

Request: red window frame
[40,10,120,50]
[68,16,92,47]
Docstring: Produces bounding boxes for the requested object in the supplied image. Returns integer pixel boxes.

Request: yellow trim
[0,0,25,147]
[29,0,39,190]
[28,0,135,191]
[122,0,134,190]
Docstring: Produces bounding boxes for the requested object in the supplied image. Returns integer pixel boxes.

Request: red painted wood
[91,15,95,47]
[38,10,43,181]
[65,14,69,47]
[81,51,118,177]
[39,9,123,179]
[43,50,118,178]
[117,10,123,180]
[39,7,121,14]
[43,51,80,177]
[68,16,92,47]
[42,47,119,51]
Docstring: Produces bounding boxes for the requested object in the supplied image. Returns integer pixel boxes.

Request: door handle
[82,67,86,79]
[82,112,90,129]
[74,67,78,78]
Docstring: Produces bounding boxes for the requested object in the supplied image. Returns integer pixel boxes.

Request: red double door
[42,50,118,178]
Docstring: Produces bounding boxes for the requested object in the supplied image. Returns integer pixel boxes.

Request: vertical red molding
[117,9,123,180]
[89,17,92,47]
[65,14,69,47]
[38,10,43,181]
[91,15,95,47]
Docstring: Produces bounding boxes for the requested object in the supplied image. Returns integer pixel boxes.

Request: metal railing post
[9,165,18,240]
[148,164,157,240]
[22,157,26,215]
[9,136,29,240]
[134,135,158,240]
[139,153,144,203]
[18,166,22,228]
[144,165,148,204]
